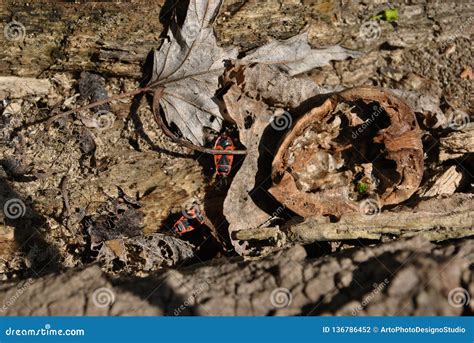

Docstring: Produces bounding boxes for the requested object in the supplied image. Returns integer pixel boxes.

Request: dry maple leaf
[149,1,361,147]
[44,1,362,153]
[148,0,238,146]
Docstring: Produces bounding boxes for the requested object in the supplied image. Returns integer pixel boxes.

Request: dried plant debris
[222,63,338,256]
[0,77,53,99]
[239,32,362,77]
[97,234,195,275]
[149,0,361,147]
[418,166,465,198]
[78,72,111,113]
[86,187,143,250]
[390,89,445,128]
[77,72,116,130]
[86,188,196,274]
[270,87,424,218]
[142,0,363,256]
[96,156,207,236]
[149,0,238,145]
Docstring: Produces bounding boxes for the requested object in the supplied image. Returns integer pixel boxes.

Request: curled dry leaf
[222,82,273,256]
[222,63,337,255]
[149,0,238,146]
[240,32,362,77]
[269,86,424,218]
[98,234,195,275]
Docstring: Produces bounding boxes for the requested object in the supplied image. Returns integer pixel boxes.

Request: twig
[234,195,474,243]
[60,175,71,217]
[152,88,247,155]
[45,87,150,126]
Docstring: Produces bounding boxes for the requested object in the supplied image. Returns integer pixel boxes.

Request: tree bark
[235,194,474,244]
[0,237,472,316]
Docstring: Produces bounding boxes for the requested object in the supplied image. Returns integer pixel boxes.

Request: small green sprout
[357,181,368,194]
[371,8,399,22]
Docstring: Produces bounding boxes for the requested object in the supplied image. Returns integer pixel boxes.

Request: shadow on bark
[0,178,62,278]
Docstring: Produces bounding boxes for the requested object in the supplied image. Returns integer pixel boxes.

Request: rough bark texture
[1,237,473,316]
[439,123,474,161]
[0,0,473,316]
[235,194,474,243]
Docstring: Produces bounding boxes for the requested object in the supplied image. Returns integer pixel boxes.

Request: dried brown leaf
[240,32,362,77]
[222,63,336,255]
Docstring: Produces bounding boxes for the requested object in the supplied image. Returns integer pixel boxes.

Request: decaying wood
[235,194,474,244]
[1,237,472,315]
[0,1,166,78]
[0,76,53,99]
[439,123,474,161]
[221,62,332,256]
[0,224,16,260]
[418,166,465,197]
[45,87,149,126]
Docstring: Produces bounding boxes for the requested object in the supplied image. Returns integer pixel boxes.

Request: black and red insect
[172,207,206,235]
[213,135,235,186]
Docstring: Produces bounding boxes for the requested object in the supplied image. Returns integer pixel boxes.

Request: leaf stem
[42,84,247,155]
[152,88,247,155]
[45,87,150,126]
